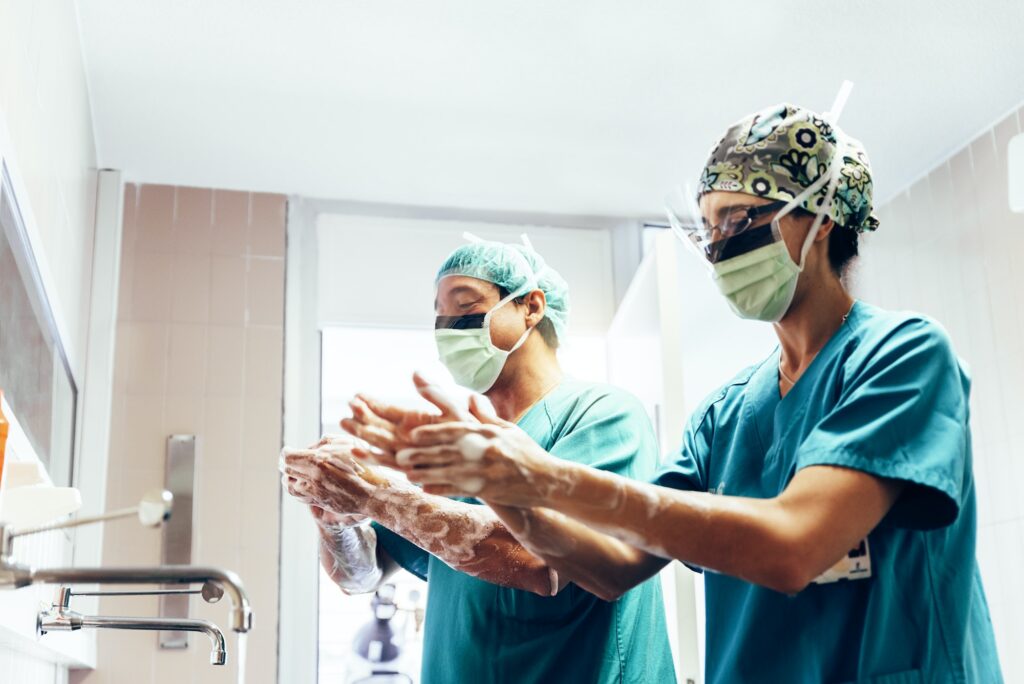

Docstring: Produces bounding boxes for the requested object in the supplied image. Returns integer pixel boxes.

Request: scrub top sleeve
[653,401,713,494]
[796,318,967,530]
[547,392,661,479]
[370,521,430,581]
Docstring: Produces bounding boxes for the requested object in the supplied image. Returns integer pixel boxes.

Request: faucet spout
[29,565,252,633]
[38,609,228,665]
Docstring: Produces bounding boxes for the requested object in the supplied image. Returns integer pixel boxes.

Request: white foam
[456,433,489,461]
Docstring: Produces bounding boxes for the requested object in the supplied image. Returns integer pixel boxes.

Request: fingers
[468,394,513,427]
[307,434,352,450]
[394,445,463,468]
[355,393,418,425]
[318,457,361,482]
[283,451,357,475]
[341,417,398,454]
[351,444,399,469]
[348,397,393,431]
[413,372,471,420]
[408,422,486,447]
[406,465,486,494]
[282,474,315,503]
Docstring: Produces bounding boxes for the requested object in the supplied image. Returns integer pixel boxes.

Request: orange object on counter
[0,390,9,491]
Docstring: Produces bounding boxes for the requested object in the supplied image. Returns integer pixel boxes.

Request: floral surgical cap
[699,103,880,233]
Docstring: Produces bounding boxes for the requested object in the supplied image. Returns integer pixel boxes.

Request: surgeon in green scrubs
[282,240,675,683]
[386,104,1003,683]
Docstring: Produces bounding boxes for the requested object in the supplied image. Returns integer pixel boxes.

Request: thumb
[413,371,472,420]
[469,394,513,427]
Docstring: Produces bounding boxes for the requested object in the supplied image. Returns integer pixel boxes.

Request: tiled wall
[853,105,1024,680]
[0,0,98,680]
[72,184,285,684]
[0,0,99,374]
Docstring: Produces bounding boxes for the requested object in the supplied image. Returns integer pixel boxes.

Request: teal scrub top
[373,379,676,684]
[655,301,1002,684]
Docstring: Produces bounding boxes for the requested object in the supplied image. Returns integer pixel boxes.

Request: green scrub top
[655,301,1002,684]
[373,379,676,684]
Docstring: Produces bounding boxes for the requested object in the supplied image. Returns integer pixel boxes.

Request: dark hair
[788,207,860,277]
[496,286,560,350]
[827,223,860,276]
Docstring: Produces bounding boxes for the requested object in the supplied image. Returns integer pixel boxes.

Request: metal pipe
[38,610,228,665]
[29,566,252,633]
[82,616,228,665]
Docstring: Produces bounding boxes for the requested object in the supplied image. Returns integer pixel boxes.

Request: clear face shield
[665,151,844,270]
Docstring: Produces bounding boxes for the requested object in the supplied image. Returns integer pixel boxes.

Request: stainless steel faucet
[38,587,228,665]
[0,488,253,633]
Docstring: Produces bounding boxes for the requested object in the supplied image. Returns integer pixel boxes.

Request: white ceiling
[77,0,1024,218]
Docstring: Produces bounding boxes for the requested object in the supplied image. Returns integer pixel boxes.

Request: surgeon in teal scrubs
[388,104,1003,683]
[282,240,675,683]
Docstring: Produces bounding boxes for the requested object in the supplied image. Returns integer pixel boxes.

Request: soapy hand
[280,435,390,519]
[341,372,474,468]
[394,394,571,507]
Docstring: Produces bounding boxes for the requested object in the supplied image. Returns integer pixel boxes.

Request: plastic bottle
[0,390,8,491]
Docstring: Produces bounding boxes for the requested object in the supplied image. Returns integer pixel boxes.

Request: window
[0,162,76,486]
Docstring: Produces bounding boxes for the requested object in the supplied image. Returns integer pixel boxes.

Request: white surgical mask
[434,288,532,392]
[711,141,846,322]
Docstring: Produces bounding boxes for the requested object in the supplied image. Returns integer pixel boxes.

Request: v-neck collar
[776,300,863,401]
[771,300,863,432]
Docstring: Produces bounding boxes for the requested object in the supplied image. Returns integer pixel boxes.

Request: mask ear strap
[483,283,536,325]
[507,325,533,354]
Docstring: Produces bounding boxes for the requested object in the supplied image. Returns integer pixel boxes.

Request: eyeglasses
[701,199,790,240]
[676,199,793,264]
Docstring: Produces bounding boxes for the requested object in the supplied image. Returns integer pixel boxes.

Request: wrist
[362,476,417,526]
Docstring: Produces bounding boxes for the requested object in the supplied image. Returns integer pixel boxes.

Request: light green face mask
[711,240,801,322]
[434,289,533,393]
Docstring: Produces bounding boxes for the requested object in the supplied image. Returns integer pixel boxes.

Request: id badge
[811,538,872,584]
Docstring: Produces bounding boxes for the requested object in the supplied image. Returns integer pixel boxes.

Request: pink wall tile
[171,253,212,324]
[201,396,244,470]
[98,182,286,684]
[166,324,209,396]
[163,395,207,437]
[137,184,176,254]
[151,648,196,684]
[118,186,139,321]
[112,327,131,395]
[176,186,213,255]
[205,326,246,395]
[129,251,173,322]
[119,395,165,470]
[212,190,249,256]
[124,323,169,396]
[249,193,286,257]
[243,326,284,398]
[241,393,283,470]
[193,470,242,565]
[209,256,247,325]
[246,258,285,326]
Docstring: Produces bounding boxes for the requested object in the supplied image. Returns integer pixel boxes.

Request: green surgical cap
[435,239,570,341]
[700,103,879,233]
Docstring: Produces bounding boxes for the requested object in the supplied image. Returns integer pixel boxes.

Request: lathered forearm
[365,479,554,596]
[488,503,668,601]
[538,461,900,595]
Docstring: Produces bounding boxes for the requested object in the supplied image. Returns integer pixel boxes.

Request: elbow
[594,585,627,603]
[755,549,815,596]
